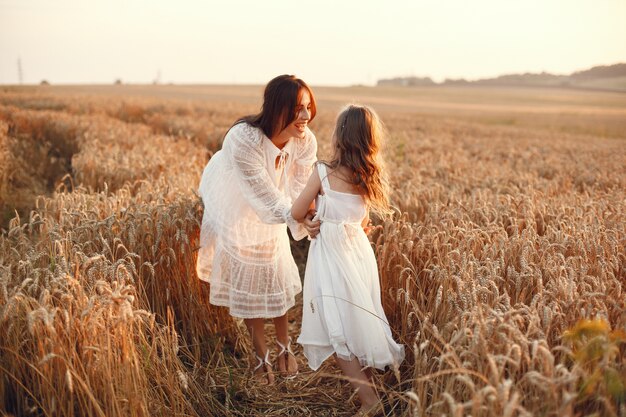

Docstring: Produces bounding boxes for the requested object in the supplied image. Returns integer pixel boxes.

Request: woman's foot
[276,337,299,379]
[251,350,275,386]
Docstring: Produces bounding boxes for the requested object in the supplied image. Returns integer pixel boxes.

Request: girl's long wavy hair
[327,104,392,218]
[238,74,317,138]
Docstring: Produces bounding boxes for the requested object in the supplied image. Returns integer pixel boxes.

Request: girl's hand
[363,222,380,236]
[303,210,320,239]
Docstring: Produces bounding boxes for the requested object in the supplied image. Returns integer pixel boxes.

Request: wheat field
[0,84,625,417]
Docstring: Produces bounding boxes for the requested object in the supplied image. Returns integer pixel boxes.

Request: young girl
[292,105,404,415]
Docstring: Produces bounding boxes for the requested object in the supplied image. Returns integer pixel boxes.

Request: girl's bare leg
[273,313,298,376]
[364,367,376,385]
[244,318,274,385]
[335,355,379,411]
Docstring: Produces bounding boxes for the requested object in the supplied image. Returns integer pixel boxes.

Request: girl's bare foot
[353,401,383,417]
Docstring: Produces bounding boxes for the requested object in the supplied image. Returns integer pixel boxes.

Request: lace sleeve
[225,123,294,227]
[286,129,318,240]
[290,128,318,202]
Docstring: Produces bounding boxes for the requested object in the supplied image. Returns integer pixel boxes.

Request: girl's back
[315,163,367,224]
[298,162,404,373]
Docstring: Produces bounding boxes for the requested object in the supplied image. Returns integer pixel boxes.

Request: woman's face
[279,89,312,140]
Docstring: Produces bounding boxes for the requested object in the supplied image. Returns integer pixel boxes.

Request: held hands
[302,210,379,238]
[303,209,320,239]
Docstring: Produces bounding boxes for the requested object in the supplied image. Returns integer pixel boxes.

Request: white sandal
[252,350,274,385]
[276,337,299,379]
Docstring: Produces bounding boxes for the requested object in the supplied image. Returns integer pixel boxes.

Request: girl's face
[279,89,312,140]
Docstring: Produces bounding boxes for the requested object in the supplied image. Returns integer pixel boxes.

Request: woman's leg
[273,313,298,375]
[335,355,379,410]
[244,318,274,385]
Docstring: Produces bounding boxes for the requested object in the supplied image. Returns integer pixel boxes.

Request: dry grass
[373,112,625,416]
[0,85,624,416]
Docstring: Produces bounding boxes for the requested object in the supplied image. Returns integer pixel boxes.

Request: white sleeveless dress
[297,164,405,371]
[196,122,317,319]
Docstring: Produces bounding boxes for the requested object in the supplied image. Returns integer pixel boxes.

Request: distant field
[4,83,625,139]
[0,84,624,417]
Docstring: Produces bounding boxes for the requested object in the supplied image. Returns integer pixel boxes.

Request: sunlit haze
[1,0,625,86]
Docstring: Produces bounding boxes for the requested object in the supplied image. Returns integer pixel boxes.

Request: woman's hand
[303,209,320,239]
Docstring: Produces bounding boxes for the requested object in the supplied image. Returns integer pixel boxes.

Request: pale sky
[1,0,625,86]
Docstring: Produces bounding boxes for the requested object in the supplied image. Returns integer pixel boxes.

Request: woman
[197,74,320,384]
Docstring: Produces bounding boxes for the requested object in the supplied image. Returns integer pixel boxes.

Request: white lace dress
[298,164,405,370]
[196,122,317,319]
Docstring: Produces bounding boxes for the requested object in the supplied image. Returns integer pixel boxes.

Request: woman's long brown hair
[238,74,317,138]
[327,104,391,217]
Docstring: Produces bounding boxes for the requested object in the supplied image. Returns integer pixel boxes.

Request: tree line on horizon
[377,62,626,90]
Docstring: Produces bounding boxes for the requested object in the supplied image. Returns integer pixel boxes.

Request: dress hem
[209,298,297,320]
[299,340,404,372]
